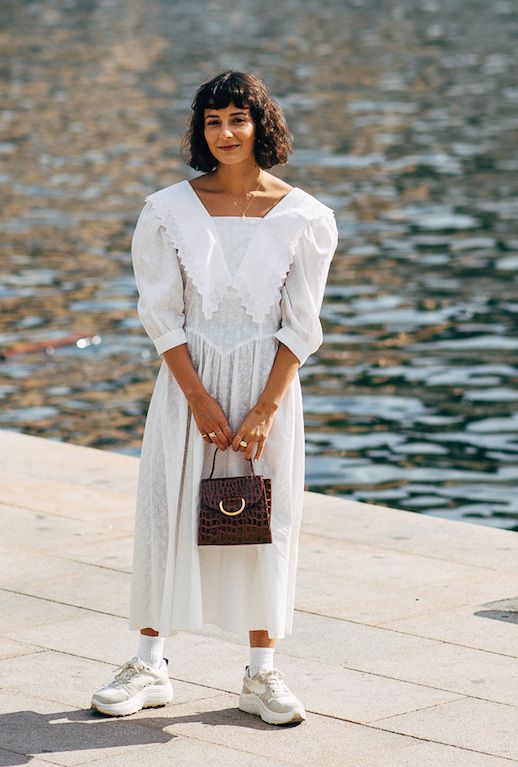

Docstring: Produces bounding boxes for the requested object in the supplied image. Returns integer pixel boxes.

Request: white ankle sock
[137,633,165,670]
[248,646,275,677]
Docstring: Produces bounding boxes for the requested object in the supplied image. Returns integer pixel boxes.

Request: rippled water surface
[1,0,517,529]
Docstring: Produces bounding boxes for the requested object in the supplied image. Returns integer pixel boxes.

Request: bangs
[196,73,251,112]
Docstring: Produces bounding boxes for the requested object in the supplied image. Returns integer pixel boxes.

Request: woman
[91,70,338,726]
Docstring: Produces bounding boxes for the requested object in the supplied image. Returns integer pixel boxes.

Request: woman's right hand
[189,393,233,450]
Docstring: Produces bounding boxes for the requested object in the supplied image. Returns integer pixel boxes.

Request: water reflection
[1,0,517,528]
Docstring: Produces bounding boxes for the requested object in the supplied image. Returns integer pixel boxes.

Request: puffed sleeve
[274,213,338,367]
[131,200,188,356]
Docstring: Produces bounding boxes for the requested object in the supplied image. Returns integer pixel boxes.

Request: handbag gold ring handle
[219,498,245,516]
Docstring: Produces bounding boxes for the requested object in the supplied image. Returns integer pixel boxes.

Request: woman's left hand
[232,402,277,461]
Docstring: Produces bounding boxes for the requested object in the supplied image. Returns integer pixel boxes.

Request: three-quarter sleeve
[131,200,188,356]
[274,213,338,367]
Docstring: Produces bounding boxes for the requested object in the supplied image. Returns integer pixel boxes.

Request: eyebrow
[204,109,249,119]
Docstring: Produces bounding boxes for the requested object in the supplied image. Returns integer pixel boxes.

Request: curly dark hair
[181,70,294,172]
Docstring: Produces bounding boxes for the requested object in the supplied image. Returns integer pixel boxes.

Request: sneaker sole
[238,692,306,725]
[91,682,174,717]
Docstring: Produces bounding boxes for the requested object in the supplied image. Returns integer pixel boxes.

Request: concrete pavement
[1,429,517,766]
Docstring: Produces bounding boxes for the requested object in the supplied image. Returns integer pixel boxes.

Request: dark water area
[1,0,517,529]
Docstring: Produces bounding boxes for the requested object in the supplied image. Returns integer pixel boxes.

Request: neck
[213,163,263,196]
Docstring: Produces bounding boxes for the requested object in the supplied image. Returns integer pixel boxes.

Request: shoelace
[256,669,290,695]
[112,660,146,684]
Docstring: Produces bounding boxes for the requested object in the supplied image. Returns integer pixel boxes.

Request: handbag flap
[200,475,266,512]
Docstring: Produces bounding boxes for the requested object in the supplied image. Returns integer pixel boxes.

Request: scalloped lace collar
[145,179,318,324]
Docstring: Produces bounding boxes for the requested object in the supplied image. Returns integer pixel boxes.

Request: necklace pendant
[241,213,246,221]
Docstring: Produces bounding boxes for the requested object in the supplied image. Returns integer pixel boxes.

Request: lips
[219,145,239,149]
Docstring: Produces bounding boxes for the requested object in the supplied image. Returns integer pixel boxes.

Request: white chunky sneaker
[238,665,306,725]
[91,656,173,717]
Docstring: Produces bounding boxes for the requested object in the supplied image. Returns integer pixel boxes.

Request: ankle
[248,646,275,677]
[140,627,159,637]
[137,633,165,669]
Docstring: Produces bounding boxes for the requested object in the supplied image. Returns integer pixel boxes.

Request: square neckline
[211,215,262,220]
[185,179,299,221]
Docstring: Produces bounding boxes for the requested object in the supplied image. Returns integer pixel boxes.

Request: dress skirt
[128,332,305,640]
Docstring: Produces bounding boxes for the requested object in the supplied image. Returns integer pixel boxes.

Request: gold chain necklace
[217,171,264,221]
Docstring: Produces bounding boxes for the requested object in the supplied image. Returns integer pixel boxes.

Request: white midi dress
[128,179,338,640]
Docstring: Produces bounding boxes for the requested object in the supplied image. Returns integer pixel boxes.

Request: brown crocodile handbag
[198,447,272,546]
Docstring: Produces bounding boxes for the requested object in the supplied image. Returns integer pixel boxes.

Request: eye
[206,117,246,126]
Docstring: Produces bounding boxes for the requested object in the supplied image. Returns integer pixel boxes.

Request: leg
[137,628,164,669]
[140,627,159,636]
[248,630,276,677]
[249,629,275,648]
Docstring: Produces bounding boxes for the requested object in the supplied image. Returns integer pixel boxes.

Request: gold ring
[239,440,248,447]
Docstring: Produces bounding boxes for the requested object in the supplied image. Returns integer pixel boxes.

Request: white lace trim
[145,180,334,325]
[144,189,231,321]
[236,217,313,325]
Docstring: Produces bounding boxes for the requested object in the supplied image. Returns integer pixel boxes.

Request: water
[1,0,517,529]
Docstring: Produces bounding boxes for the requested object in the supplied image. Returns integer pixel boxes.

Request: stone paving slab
[129,693,418,767]
[0,602,463,723]
[0,750,62,767]
[0,473,135,526]
[0,744,286,767]
[281,611,518,707]
[0,689,410,767]
[347,741,516,767]
[0,637,45,662]
[0,502,126,553]
[0,652,224,711]
[1,429,517,766]
[382,602,518,657]
[372,696,518,762]
[297,531,518,624]
[302,492,518,572]
[0,548,130,618]
[0,691,173,767]
[70,738,291,767]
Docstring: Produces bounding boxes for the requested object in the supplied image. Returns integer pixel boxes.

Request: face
[203,102,256,164]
